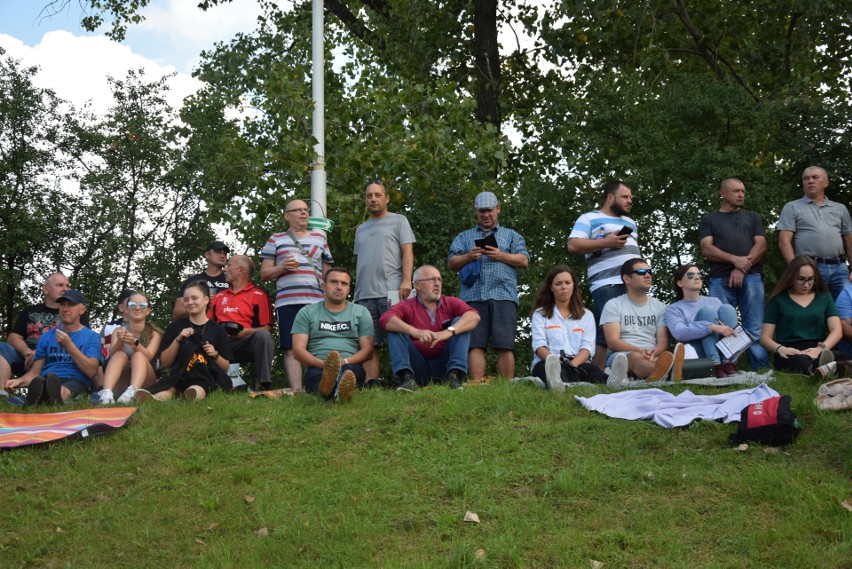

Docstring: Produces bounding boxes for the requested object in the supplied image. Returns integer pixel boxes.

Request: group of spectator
[1,166,850,405]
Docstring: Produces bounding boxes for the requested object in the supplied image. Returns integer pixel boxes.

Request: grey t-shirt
[600,293,668,353]
[698,209,766,279]
[353,213,416,301]
[777,196,852,258]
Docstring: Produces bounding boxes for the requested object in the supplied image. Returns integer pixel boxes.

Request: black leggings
[532,359,608,384]
[772,340,848,375]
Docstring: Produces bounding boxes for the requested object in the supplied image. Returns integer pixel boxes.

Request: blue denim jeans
[592,284,626,347]
[817,262,850,301]
[708,275,771,370]
[387,328,470,386]
[691,304,738,364]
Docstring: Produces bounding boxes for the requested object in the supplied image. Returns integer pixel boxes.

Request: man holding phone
[448,192,529,381]
[568,180,642,370]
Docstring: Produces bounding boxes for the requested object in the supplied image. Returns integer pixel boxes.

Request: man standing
[291,268,373,402]
[354,179,416,385]
[380,265,480,391]
[208,255,276,391]
[260,199,334,391]
[173,241,230,319]
[0,272,90,387]
[601,258,674,383]
[448,191,529,380]
[568,180,641,369]
[698,177,771,370]
[778,166,852,299]
[5,290,101,405]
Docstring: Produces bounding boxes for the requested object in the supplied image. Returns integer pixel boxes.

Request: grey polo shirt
[777,196,852,258]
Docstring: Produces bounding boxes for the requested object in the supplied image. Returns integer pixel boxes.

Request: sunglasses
[628,268,653,276]
[127,301,149,309]
[365,178,386,188]
[684,271,703,280]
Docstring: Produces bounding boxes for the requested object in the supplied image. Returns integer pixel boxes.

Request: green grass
[1,374,849,568]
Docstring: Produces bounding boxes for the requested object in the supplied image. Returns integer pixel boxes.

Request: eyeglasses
[285,207,309,214]
[684,271,703,280]
[416,277,443,283]
[628,268,653,276]
[796,276,815,285]
[127,301,149,309]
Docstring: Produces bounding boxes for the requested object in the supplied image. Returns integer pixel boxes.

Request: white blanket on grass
[574,383,780,428]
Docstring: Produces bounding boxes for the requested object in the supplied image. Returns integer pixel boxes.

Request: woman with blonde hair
[97,291,163,404]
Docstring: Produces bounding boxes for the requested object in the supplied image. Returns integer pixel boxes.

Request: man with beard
[601,258,674,383]
[380,265,480,391]
[568,180,642,369]
[699,177,770,370]
[291,268,373,402]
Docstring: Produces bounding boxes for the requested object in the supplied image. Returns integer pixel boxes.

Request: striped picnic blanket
[0,407,137,449]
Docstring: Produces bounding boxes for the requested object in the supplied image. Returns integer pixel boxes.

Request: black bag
[729,395,803,446]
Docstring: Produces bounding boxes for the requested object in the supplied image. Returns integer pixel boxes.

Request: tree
[0,49,74,332]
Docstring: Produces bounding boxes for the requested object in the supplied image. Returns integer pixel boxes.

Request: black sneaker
[362,377,380,389]
[396,372,419,393]
[26,376,46,406]
[446,369,465,390]
[45,373,64,404]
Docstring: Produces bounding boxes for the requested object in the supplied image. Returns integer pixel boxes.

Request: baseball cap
[57,289,86,306]
[206,241,231,253]
[474,192,499,209]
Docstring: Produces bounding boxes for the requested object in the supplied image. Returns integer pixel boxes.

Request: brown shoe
[647,351,674,382]
[336,370,356,402]
[671,343,685,382]
[319,351,341,397]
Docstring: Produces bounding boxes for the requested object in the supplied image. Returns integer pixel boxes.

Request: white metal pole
[310,0,327,222]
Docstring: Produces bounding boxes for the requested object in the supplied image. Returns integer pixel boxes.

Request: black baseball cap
[206,241,231,253]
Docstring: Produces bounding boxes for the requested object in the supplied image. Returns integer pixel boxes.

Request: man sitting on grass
[601,258,676,384]
[291,267,373,402]
[380,265,480,391]
[4,290,101,405]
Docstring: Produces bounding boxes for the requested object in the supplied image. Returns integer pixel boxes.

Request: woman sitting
[530,265,610,390]
[760,255,846,375]
[665,264,741,377]
[98,291,163,404]
[137,281,232,401]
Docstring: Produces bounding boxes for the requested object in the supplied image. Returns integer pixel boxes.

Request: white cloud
[0,30,202,116]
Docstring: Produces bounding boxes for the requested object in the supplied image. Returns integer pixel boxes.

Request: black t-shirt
[698,210,766,279]
[179,272,229,297]
[12,303,91,350]
[160,317,233,371]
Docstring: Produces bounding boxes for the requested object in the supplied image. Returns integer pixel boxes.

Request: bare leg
[496,349,515,379]
[283,349,303,391]
[129,351,156,389]
[154,388,176,401]
[0,358,11,391]
[627,352,655,379]
[102,352,129,392]
[592,345,607,370]
[468,348,487,381]
[364,347,381,379]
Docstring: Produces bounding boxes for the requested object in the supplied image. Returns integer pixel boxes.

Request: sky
[0,0,265,114]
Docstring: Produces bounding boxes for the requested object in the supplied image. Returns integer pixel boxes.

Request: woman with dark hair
[137,281,233,401]
[760,255,846,375]
[529,265,613,390]
[665,264,741,377]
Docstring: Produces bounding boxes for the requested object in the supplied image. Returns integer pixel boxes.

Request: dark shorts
[468,300,517,351]
[356,297,389,347]
[276,304,308,349]
[62,379,89,398]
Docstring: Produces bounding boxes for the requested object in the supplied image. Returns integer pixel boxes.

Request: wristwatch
[447,326,456,336]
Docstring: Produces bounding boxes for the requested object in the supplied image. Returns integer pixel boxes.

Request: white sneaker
[98,389,115,405]
[116,386,137,404]
[544,354,565,392]
[607,353,628,388]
